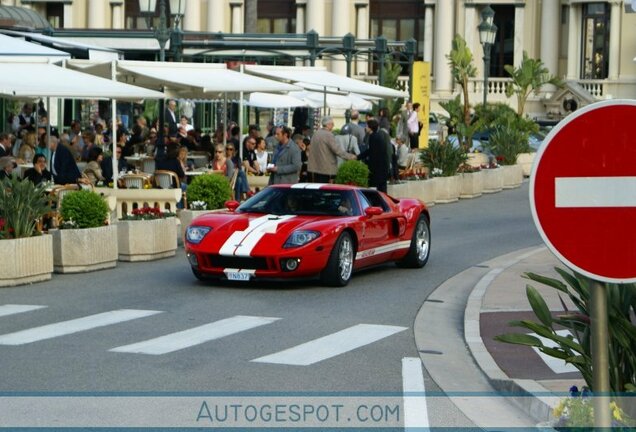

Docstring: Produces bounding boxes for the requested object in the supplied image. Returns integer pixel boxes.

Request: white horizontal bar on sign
[0,309,162,345]
[555,177,636,207]
[252,324,407,366]
[0,305,47,318]
[109,315,281,355]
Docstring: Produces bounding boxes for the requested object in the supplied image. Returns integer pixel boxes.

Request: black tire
[396,214,431,268]
[320,231,355,287]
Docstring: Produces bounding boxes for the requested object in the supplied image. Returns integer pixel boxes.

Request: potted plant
[0,176,53,286]
[52,189,117,273]
[118,206,178,261]
[334,160,369,187]
[420,139,466,204]
[179,174,233,242]
[457,163,484,199]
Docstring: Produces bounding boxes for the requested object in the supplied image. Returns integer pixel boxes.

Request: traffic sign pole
[591,279,611,428]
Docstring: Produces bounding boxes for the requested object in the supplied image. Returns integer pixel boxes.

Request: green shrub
[0,176,50,239]
[186,174,233,210]
[420,139,467,177]
[335,160,369,187]
[60,190,109,229]
[496,269,636,394]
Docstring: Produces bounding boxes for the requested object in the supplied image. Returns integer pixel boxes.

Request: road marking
[0,309,162,346]
[109,315,281,355]
[402,357,429,430]
[0,305,47,318]
[555,177,636,207]
[251,324,407,366]
[530,329,578,374]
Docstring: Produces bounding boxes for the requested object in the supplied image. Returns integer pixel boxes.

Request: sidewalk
[416,245,585,428]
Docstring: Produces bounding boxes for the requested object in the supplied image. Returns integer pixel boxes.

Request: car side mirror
[364,206,383,217]
[225,200,240,212]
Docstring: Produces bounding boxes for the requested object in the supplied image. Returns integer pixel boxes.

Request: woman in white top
[254,136,269,175]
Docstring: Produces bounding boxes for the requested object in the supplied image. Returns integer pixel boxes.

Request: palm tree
[504,51,563,116]
[245,0,257,32]
[446,35,477,129]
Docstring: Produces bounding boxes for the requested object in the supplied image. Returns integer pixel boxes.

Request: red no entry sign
[530,100,636,283]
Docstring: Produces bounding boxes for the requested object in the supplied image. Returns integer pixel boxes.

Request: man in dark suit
[357,119,389,193]
[101,145,128,183]
[164,99,179,137]
[50,136,83,185]
[267,126,302,185]
[0,133,12,158]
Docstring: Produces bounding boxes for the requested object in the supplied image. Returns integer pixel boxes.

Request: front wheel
[320,232,355,287]
[396,214,430,268]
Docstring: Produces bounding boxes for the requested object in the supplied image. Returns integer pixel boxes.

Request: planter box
[501,164,523,189]
[482,168,504,193]
[52,225,118,273]
[388,180,435,207]
[118,218,178,262]
[459,171,484,199]
[466,152,489,168]
[516,152,536,177]
[0,235,54,287]
[432,175,461,204]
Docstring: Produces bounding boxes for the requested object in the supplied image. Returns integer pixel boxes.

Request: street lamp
[478,5,497,108]
[138,0,186,62]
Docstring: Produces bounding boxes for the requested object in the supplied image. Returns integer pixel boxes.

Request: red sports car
[184,184,430,286]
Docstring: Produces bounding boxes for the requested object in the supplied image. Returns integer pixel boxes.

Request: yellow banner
[411,61,431,149]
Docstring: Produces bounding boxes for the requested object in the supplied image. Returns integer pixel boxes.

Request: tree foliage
[504,51,563,116]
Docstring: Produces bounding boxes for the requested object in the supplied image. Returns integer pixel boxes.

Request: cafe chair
[154,170,180,189]
[121,174,151,189]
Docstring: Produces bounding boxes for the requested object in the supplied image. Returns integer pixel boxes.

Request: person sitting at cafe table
[83,147,106,186]
[156,143,186,186]
[101,145,128,184]
[0,156,16,180]
[211,143,234,181]
[50,136,90,185]
[24,154,52,185]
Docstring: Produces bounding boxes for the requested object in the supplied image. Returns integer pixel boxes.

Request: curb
[463,245,562,423]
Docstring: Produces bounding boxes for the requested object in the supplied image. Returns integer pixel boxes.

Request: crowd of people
[1,100,423,198]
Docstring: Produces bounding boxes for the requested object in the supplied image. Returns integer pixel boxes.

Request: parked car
[428,113,442,141]
[184,184,431,287]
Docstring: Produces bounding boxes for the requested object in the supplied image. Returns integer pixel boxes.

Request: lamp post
[138,0,186,62]
[478,5,497,108]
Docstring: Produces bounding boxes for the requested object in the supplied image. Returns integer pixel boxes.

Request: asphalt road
[0,181,543,427]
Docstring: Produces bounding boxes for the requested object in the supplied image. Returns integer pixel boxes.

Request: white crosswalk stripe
[109,315,281,355]
[251,324,408,366]
[402,357,429,430]
[0,304,47,318]
[0,309,162,346]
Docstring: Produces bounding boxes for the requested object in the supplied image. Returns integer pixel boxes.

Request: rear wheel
[397,215,430,268]
[320,232,355,287]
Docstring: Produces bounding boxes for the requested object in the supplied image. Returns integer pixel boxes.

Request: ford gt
[184,183,430,286]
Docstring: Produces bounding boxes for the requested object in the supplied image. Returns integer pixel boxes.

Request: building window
[581,2,609,79]
[489,5,514,78]
[46,3,63,28]
[124,1,176,30]
[256,0,295,33]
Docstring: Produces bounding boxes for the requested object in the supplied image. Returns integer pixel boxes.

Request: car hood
[189,211,341,255]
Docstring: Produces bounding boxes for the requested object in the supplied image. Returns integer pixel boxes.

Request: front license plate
[226,272,251,281]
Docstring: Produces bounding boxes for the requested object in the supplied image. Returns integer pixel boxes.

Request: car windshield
[237,188,360,216]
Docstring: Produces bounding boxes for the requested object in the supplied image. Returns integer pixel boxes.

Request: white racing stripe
[0,305,47,318]
[555,177,636,207]
[219,214,295,257]
[0,309,161,345]
[109,315,281,355]
[290,183,323,189]
[402,357,430,430]
[251,324,407,366]
[355,240,411,260]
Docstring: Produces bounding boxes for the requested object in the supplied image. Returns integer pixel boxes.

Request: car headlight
[186,226,212,244]
[284,230,320,248]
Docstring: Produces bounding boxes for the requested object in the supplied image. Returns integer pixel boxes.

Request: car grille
[207,254,270,270]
